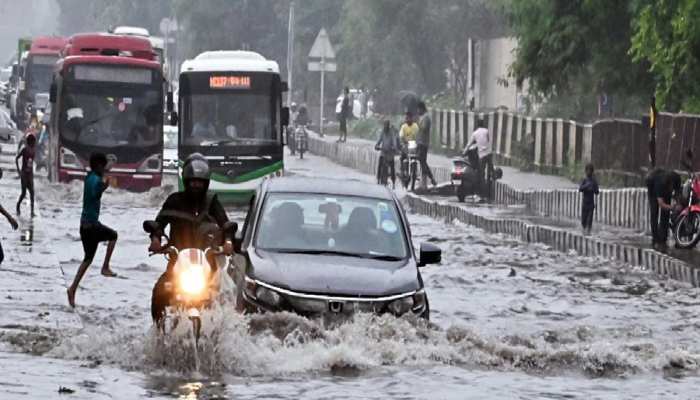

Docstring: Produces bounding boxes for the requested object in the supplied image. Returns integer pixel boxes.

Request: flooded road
[0,150,698,399]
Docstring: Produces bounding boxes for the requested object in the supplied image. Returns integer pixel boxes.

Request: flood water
[0,150,698,399]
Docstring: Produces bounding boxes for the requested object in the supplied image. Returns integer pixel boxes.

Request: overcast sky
[0,0,59,65]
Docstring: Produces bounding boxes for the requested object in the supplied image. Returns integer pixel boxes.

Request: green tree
[631,0,700,112]
[507,0,653,115]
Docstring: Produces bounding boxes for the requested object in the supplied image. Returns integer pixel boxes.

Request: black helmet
[182,153,211,197]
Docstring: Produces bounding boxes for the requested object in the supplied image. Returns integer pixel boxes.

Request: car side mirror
[281,106,290,127]
[418,242,441,267]
[170,111,178,127]
[222,221,238,238]
[166,91,174,112]
[49,83,57,103]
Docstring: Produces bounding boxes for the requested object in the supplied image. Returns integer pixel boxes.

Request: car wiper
[270,248,403,261]
[364,254,404,261]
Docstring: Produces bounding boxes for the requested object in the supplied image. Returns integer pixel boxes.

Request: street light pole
[287,0,295,105]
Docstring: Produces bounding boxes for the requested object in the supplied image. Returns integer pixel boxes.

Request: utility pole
[287,1,295,105]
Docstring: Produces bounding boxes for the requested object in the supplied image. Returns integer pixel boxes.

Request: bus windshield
[27,55,58,92]
[60,82,163,148]
[182,93,275,146]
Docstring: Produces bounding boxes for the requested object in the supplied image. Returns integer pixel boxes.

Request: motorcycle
[451,143,504,202]
[143,220,237,344]
[401,140,419,191]
[451,143,481,202]
[295,124,308,159]
[673,152,700,249]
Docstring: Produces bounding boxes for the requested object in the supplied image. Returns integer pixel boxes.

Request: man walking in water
[67,153,118,307]
[15,133,36,217]
[416,101,437,189]
[338,87,351,143]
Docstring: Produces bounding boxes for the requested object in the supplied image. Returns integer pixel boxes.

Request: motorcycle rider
[147,153,233,324]
[374,120,400,188]
[471,118,493,201]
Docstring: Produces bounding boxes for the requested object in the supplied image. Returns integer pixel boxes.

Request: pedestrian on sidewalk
[15,132,36,217]
[471,118,493,201]
[579,163,599,235]
[375,120,400,188]
[67,153,119,308]
[338,87,351,143]
[645,168,682,252]
[416,101,437,189]
[0,168,19,266]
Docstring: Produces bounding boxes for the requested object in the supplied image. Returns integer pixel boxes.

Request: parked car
[230,177,441,320]
[0,109,18,142]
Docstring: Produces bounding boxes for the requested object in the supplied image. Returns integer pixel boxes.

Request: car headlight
[387,290,427,316]
[256,286,281,307]
[60,147,83,169]
[137,153,161,173]
[178,264,208,296]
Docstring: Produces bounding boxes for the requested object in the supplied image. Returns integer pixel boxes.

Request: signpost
[308,28,336,137]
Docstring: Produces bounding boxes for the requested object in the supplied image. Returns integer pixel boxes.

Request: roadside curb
[404,193,698,287]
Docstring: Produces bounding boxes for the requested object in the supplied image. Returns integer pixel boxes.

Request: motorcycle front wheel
[674,211,700,249]
[409,162,417,192]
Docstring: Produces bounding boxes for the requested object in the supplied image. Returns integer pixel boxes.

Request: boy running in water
[15,133,36,217]
[67,153,119,307]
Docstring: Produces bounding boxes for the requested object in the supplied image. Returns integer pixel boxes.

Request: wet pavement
[0,148,698,398]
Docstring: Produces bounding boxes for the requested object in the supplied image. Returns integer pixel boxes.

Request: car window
[256,192,408,259]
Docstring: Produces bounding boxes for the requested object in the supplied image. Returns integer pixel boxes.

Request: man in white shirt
[470,118,493,200]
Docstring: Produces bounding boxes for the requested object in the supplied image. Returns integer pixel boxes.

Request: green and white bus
[176,51,286,203]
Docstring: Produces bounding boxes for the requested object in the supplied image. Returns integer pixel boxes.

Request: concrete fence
[430,109,594,173]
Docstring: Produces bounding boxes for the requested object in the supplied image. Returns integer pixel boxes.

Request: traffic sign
[308,28,335,59]
[308,61,337,72]
[160,17,178,35]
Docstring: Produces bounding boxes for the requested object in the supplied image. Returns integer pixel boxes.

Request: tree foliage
[631,0,700,112]
[507,0,653,100]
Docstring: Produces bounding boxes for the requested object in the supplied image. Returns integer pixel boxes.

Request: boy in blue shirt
[579,163,600,235]
[67,153,118,307]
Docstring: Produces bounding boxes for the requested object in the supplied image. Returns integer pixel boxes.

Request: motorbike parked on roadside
[451,142,503,202]
[143,220,237,344]
[673,151,700,249]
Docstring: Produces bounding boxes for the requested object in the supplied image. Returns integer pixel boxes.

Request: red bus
[16,36,66,129]
[48,33,165,191]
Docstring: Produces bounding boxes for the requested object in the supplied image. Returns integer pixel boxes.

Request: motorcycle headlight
[178,264,208,296]
[256,286,281,307]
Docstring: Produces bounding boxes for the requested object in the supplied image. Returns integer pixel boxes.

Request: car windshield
[256,193,408,259]
[59,83,163,148]
[182,93,276,146]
